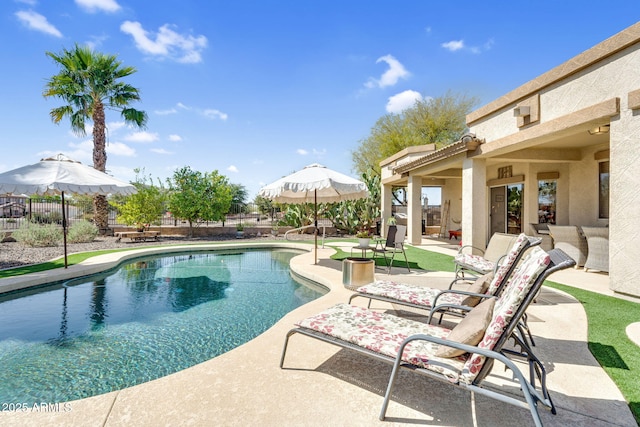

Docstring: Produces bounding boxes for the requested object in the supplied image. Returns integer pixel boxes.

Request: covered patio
[380,22,640,297]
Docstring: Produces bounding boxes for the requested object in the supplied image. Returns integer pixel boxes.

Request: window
[599,161,609,219]
[507,183,523,234]
[537,180,557,224]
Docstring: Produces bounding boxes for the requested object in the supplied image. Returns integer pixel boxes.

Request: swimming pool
[0,248,326,403]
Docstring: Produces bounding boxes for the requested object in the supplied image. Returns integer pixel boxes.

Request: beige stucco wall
[610,103,640,295]
[470,44,640,142]
[467,31,640,296]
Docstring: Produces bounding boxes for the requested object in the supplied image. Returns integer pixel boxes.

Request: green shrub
[67,220,99,243]
[12,223,62,247]
[30,211,63,225]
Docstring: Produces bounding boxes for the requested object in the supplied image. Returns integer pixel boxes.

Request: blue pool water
[0,249,325,403]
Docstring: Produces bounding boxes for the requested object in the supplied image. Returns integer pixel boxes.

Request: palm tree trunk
[93,102,109,232]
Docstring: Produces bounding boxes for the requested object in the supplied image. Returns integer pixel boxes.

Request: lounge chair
[454,232,519,279]
[582,226,609,273]
[547,225,588,267]
[281,247,575,426]
[372,224,410,273]
[350,233,539,319]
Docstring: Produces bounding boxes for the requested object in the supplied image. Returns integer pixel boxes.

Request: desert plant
[12,222,62,247]
[67,220,99,243]
[31,211,63,225]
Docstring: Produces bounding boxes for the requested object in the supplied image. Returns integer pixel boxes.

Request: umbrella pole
[314,190,318,265]
[62,192,68,268]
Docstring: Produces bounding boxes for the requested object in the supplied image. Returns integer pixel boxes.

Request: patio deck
[0,238,636,427]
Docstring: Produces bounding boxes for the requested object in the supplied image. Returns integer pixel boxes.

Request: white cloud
[151,148,173,155]
[442,38,493,54]
[365,55,410,89]
[296,149,308,155]
[75,0,121,13]
[106,141,136,157]
[441,40,465,52]
[85,34,109,50]
[312,148,327,156]
[168,134,182,142]
[203,109,228,121]
[120,21,208,63]
[386,90,423,114]
[227,165,239,173]
[124,131,159,143]
[15,10,62,38]
[155,108,178,115]
[107,121,126,132]
[65,139,136,158]
[177,102,190,110]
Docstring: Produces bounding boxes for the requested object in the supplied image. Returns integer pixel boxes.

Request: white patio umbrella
[0,154,137,268]
[258,163,368,264]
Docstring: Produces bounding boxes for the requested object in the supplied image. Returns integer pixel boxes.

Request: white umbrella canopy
[258,163,368,263]
[258,163,368,203]
[0,154,137,268]
[0,154,137,197]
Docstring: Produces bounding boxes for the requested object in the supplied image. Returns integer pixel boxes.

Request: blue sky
[1,0,639,203]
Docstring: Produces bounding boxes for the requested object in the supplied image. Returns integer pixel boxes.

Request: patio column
[462,157,487,249]
[381,181,393,238]
[407,174,423,244]
[609,112,640,296]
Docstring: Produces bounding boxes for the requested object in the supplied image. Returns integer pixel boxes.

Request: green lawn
[1,239,639,423]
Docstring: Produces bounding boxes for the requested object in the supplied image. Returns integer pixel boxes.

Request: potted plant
[271,224,279,236]
[356,230,371,248]
[236,223,244,238]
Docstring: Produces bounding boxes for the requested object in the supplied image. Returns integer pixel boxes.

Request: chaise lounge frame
[349,234,541,318]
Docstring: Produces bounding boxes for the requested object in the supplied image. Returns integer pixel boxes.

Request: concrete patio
[0,238,637,427]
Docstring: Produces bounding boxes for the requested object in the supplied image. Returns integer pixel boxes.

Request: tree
[112,169,166,229]
[167,166,232,237]
[43,44,148,232]
[352,91,478,175]
[229,183,248,206]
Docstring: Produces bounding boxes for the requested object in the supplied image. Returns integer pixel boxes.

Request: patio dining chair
[372,224,410,273]
[280,247,576,426]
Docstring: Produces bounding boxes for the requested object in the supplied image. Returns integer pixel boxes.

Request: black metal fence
[0,197,441,231]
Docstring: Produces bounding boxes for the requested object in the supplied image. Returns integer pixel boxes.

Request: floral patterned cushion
[357,280,441,306]
[486,233,529,295]
[296,303,467,381]
[460,247,550,384]
[454,253,495,274]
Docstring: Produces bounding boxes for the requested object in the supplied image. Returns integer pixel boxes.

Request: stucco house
[380,21,640,297]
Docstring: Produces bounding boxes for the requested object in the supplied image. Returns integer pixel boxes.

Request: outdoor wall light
[513,106,530,117]
[588,125,610,135]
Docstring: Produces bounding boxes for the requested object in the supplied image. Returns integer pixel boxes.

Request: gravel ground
[0,233,282,270]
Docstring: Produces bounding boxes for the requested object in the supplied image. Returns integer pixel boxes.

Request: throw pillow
[435,297,496,358]
[460,272,493,307]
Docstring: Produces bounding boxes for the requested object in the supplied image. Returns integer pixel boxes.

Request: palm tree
[43,44,147,232]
